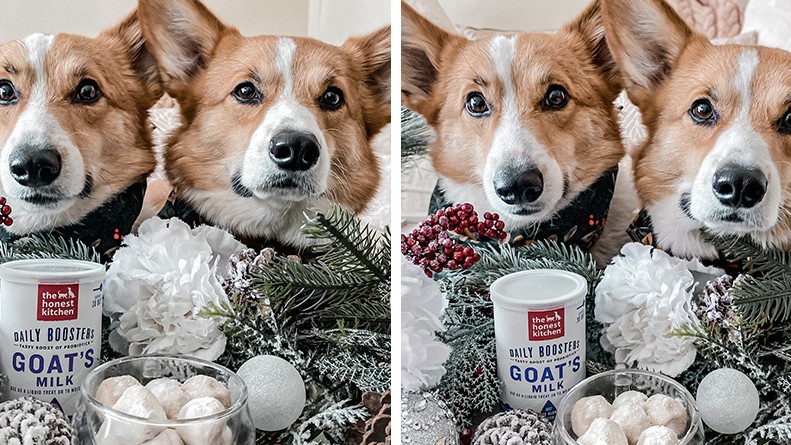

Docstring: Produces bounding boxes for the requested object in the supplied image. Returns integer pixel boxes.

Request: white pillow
[743,0,791,51]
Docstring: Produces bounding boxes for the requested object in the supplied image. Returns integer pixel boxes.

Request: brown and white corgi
[0,12,161,254]
[604,0,791,259]
[138,0,390,247]
[401,0,628,258]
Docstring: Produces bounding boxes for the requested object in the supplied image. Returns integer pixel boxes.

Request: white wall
[437,0,589,33]
[0,0,389,43]
[309,0,391,45]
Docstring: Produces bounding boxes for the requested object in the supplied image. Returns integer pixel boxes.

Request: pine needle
[401,107,434,170]
[0,234,100,263]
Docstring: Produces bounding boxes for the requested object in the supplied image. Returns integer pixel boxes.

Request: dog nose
[712,165,767,208]
[494,167,544,206]
[9,147,62,187]
[269,131,320,171]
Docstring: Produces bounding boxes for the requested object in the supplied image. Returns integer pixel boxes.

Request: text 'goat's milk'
[0,259,104,416]
[490,269,587,421]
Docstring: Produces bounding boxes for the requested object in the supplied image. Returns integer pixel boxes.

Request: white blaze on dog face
[1,35,86,216]
[0,15,160,234]
[480,35,565,224]
[401,1,624,230]
[687,49,781,234]
[139,0,390,242]
[241,38,331,202]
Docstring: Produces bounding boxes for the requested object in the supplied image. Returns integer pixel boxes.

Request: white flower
[104,217,245,361]
[401,257,451,392]
[595,243,715,377]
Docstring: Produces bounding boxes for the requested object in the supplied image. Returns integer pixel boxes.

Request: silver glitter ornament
[473,410,552,445]
[237,355,306,431]
[696,368,759,434]
[402,392,459,445]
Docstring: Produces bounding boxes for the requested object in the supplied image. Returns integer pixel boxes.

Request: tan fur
[403,0,623,197]
[139,0,388,230]
[402,1,628,262]
[0,11,160,228]
[605,0,791,253]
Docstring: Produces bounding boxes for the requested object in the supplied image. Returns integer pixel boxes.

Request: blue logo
[50,398,64,413]
[541,400,557,421]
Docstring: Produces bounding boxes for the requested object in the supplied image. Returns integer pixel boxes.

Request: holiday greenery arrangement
[0,206,391,445]
[403,209,791,444]
[203,206,391,445]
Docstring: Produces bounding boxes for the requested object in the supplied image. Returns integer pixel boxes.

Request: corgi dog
[138,0,390,247]
[603,0,791,259]
[0,12,161,254]
[401,0,628,258]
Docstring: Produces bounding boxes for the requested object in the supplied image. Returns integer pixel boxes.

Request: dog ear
[602,0,697,107]
[343,25,391,138]
[401,1,461,118]
[99,10,163,106]
[560,0,620,94]
[138,0,230,100]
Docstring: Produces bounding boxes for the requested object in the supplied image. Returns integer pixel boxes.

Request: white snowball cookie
[637,425,678,445]
[610,403,652,445]
[237,355,306,431]
[99,386,168,444]
[176,397,229,445]
[572,395,614,436]
[146,378,189,420]
[696,368,760,434]
[578,418,629,445]
[96,375,141,407]
[613,391,648,409]
[643,394,688,437]
[180,375,231,408]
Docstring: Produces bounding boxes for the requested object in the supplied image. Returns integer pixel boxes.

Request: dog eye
[465,92,490,117]
[0,80,19,105]
[319,87,344,111]
[689,98,717,125]
[72,79,101,104]
[778,109,791,135]
[232,82,261,104]
[542,85,569,110]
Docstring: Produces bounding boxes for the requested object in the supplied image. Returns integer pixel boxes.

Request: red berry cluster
[401,203,506,277]
[0,197,12,226]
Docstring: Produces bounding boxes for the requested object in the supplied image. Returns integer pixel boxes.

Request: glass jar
[72,355,255,444]
[553,369,704,444]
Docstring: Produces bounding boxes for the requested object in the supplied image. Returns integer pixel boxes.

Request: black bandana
[429,168,618,252]
[0,181,147,261]
[627,209,744,274]
[157,192,308,255]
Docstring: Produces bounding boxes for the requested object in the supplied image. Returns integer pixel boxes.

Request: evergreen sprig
[705,233,791,280]
[401,107,434,170]
[302,206,390,282]
[705,234,791,324]
[291,400,369,445]
[0,234,100,263]
[205,206,390,445]
[254,206,390,333]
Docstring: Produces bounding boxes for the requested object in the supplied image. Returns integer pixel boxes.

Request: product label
[1,278,102,416]
[37,284,79,321]
[495,299,586,422]
[528,308,564,340]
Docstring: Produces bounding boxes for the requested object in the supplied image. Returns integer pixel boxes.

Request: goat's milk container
[490,269,587,421]
[0,259,104,416]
